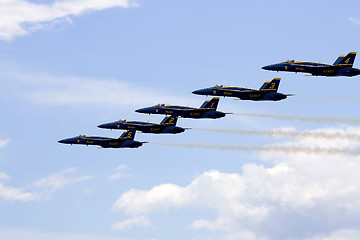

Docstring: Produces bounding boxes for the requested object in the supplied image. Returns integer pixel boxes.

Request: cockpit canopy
[284,59,295,63]
[155,104,166,107]
[78,135,86,138]
[116,119,126,123]
[214,85,223,88]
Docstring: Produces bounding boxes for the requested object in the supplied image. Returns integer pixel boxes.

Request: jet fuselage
[58,135,144,148]
[192,87,287,101]
[263,57,360,77]
[98,121,185,134]
[135,105,226,119]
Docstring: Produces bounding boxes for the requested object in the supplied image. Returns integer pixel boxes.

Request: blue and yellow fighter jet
[97,115,187,134]
[192,78,291,101]
[58,130,146,148]
[135,97,227,119]
[262,52,360,77]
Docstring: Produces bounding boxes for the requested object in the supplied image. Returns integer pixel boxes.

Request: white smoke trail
[194,128,360,141]
[298,94,360,102]
[234,113,360,125]
[152,142,360,156]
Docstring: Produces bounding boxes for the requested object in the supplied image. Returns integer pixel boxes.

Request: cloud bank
[111,216,151,231]
[0,182,39,201]
[3,70,190,107]
[0,168,92,201]
[348,17,360,26]
[113,126,360,240]
[0,228,130,240]
[0,139,10,149]
[0,0,138,41]
[34,168,93,195]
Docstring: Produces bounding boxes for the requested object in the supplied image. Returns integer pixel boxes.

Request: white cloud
[34,168,93,194]
[306,229,360,240]
[0,172,10,180]
[0,228,129,240]
[0,168,92,201]
[111,216,151,231]
[0,0,138,41]
[112,127,360,239]
[0,171,39,201]
[0,182,39,201]
[0,139,10,148]
[113,183,193,215]
[348,17,360,26]
[4,70,190,107]
[108,164,130,180]
[116,164,127,170]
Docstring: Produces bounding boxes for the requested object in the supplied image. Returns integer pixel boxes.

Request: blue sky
[1,0,360,239]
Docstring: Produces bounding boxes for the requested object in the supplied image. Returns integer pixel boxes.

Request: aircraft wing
[292,63,338,69]
[197,108,216,111]
[165,107,215,111]
[163,106,198,111]
[126,122,158,127]
[98,138,118,142]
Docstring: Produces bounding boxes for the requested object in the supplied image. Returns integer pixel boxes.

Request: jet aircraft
[58,130,146,148]
[192,78,291,101]
[135,97,227,119]
[97,115,187,134]
[262,52,360,77]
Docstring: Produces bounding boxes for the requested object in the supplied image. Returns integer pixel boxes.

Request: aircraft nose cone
[262,65,272,70]
[192,89,212,95]
[98,123,111,129]
[192,89,203,95]
[58,137,77,144]
[58,139,69,144]
[262,64,284,71]
[135,107,150,113]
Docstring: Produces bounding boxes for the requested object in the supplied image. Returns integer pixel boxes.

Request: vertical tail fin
[335,52,357,66]
[333,55,345,65]
[259,78,281,92]
[120,130,136,140]
[160,115,178,125]
[199,97,220,109]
